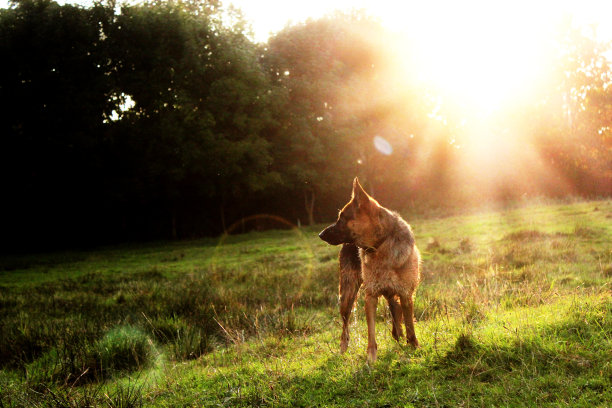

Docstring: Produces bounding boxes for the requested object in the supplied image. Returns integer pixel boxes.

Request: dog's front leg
[400,293,419,348]
[365,293,378,363]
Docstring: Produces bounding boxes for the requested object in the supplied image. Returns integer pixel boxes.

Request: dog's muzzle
[319,223,347,246]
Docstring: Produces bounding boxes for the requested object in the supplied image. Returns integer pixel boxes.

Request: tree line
[1,0,610,251]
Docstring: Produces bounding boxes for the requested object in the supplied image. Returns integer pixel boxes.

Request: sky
[2,0,612,43]
[229,0,612,43]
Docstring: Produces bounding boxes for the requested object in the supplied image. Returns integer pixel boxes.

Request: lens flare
[373,135,393,155]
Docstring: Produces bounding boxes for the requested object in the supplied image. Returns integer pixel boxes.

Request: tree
[106,0,279,236]
[0,0,281,247]
[264,12,428,223]
[530,23,612,195]
[0,0,118,248]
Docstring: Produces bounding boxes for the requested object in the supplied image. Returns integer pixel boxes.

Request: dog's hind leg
[339,244,362,353]
[339,274,360,353]
[384,294,404,341]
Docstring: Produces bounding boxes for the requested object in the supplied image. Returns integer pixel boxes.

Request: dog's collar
[359,237,387,254]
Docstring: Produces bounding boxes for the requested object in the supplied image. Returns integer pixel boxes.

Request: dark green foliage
[1,1,611,249]
[0,0,280,249]
[0,0,117,249]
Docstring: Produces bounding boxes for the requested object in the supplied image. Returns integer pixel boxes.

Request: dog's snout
[318,225,334,243]
[319,223,349,246]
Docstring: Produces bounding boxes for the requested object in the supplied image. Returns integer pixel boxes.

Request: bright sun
[233,0,612,113]
[381,0,612,114]
[399,2,555,112]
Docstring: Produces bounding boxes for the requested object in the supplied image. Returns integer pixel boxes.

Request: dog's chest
[361,254,408,296]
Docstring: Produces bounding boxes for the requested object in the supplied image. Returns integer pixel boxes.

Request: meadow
[0,199,610,407]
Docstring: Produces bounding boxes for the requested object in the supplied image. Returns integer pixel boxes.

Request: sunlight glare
[388,1,557,113]
[230,0,612,114]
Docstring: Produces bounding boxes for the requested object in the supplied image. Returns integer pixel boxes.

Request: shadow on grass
[200,299,610,407]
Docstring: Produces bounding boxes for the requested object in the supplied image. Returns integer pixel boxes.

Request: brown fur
[319,178,421,363]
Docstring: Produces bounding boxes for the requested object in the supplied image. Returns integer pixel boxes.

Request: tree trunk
[171,210,177,240]
[304,189,315,226]
[220,204,227,234]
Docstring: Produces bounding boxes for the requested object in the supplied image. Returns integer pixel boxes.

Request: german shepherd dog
[319,178,421,363]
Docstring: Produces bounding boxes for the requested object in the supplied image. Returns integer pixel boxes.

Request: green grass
[1,199,611,407]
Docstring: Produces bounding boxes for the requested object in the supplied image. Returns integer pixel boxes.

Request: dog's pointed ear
[352,177,371,207]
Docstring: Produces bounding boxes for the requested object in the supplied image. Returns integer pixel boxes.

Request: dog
[319,178,421,363]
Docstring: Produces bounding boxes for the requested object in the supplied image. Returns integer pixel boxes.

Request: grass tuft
[426,237,450,254]
[94,326,156,376]
[503,229,550,241]
[103,379,145,408]
[572,224,600,239]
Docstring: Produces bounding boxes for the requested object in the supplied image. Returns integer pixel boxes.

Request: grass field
[1,199,611,407]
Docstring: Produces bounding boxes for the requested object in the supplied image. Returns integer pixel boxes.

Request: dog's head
[318,177,381,248]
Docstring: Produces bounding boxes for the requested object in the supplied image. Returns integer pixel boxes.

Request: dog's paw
[407,336,420,348]
[366,346,377,364]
